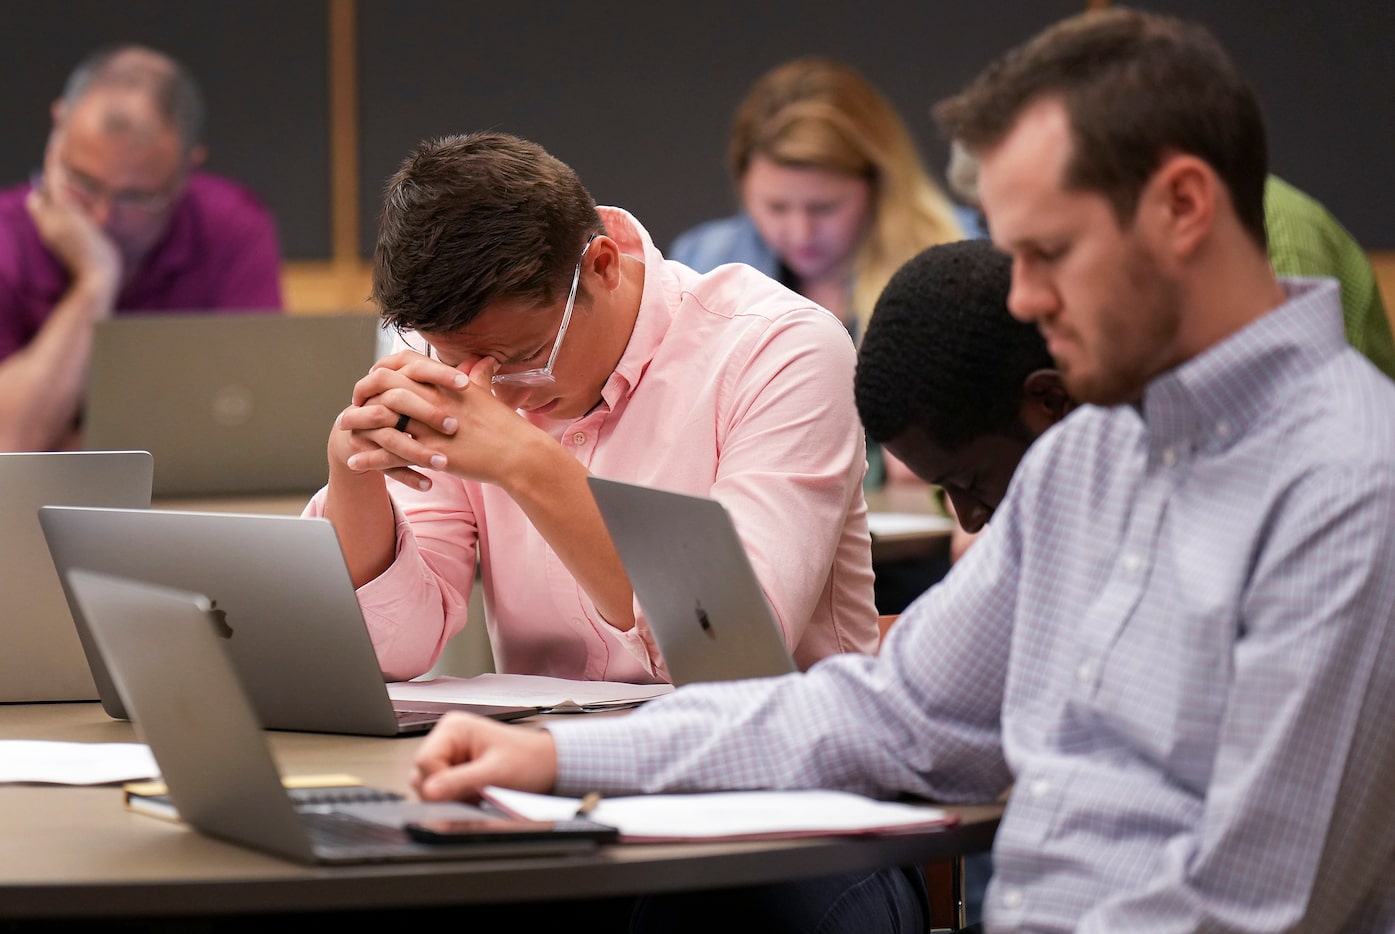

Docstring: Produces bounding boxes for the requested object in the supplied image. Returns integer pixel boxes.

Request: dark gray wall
[354,1,1079,255]
[2,1,1391,260]
[1137,0,1395,248]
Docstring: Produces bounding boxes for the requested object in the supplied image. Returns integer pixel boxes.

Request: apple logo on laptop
[211,384,254,427]
[695,600,714,638]
[207,600,234,639]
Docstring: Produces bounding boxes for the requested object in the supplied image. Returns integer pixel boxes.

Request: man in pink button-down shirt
[308,132,878,683]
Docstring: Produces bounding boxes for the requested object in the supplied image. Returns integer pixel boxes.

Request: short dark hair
[372,132,604,333]
[934,7,1268,249]
[855,239,1052,450]
[63,44,205,150]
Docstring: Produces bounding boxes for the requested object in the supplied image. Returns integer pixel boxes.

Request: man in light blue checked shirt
[410,9,1395,933]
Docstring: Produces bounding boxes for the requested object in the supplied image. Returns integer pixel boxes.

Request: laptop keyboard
[294,787,413,859]
[289,786,403,807]
[300,808,411,854]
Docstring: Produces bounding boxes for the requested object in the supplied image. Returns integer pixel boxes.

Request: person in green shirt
[1264,174,1395,378]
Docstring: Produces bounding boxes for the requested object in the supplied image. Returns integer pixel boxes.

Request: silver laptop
[587,477,797,685]
[0,451,153,703]
[38,505,534,735]
[63,568,616,864]
[82,311,381,496]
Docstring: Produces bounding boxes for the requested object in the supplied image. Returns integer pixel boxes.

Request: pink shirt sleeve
[303,486,479,681]
[670,307,873,671]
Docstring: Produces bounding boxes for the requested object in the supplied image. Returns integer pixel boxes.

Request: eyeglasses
[36,160,182,216]
[490,234,596,387]
[398,234,597,387]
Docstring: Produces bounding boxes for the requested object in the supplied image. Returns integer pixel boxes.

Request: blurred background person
[670,56,978,348]
[0,44,282,452]
[670,57,978,611]
[945,138,986,242]
[1265,174,1395,378]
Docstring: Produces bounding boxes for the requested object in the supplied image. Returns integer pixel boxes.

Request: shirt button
[1028,777,1051,798]
[572,431,587,446]
[1162,446,1177,466]
[1076,658,1098,685]
[1002,889,1024,909]
[571,617,586,627]
[1122,553,1143,573]
[1215,420,1231,439]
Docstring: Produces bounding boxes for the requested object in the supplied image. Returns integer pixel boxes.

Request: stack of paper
[867,512,956,540]
[388,673,673,714]
[483,786,955,843]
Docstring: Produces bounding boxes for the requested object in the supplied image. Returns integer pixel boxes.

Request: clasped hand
[331,349,527,491]
[25,178,122,289]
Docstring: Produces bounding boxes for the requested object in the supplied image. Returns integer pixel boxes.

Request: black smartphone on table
[405,814,619,845]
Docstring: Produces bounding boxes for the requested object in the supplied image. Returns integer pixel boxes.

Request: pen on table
[575,791,602,818]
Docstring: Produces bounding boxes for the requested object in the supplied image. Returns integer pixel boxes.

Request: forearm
[547,677,796,796]
[307,475,480,680]
[322,466,398,588]
[503,434,634,631]
[549,639,1009,801]
[0,275,116,451]
[548,536,1020,800]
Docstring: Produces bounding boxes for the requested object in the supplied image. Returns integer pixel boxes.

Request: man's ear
[50,98,67,126]
[587,235,624,293]
[186,143,208,170]
[1144,153,1216,262]
[1022,368,1072,432]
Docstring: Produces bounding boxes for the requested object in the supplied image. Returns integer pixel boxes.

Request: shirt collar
[1139,277,1346,458]
[595,206,677,409]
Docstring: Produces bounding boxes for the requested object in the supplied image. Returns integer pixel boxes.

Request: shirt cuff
[546,716,653,796]
[609,593,669,682]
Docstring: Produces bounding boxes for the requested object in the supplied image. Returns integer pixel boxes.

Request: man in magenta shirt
[307,131,879,683]
[0,44,282,452]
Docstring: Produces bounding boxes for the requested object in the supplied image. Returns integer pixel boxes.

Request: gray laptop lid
[64,569,604,865]
[587,477,796,685]
[38,505,531,735]
[82,311,380,496]
[0,451,152,703]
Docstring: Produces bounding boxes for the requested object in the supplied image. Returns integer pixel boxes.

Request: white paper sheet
[484,786,954,842]
[866,512,956,539]
[387,673,673,711]
[0,740,158,785]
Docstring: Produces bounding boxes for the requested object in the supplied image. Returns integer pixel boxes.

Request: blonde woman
[671,56,980,344]
[673,58,977,610]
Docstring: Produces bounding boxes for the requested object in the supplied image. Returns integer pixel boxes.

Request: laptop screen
[83,311,381,496]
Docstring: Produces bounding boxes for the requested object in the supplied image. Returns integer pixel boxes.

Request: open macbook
[65,569,617,864]
[0,450,153,703]
[38,505,534,735]
[82,311,381,496]
[587,477,797,685]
